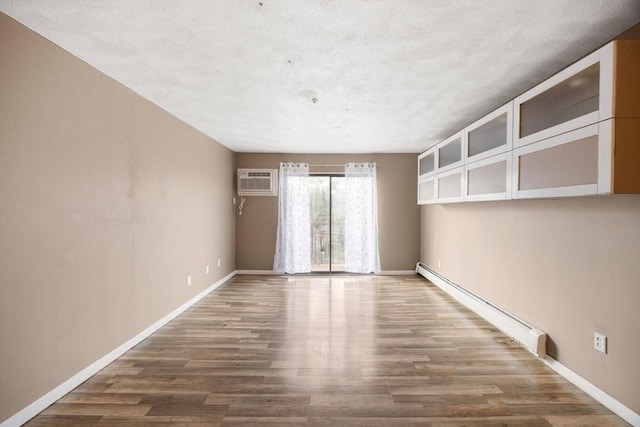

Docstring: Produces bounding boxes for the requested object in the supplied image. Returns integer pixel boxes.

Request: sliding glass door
[308,176,345,272]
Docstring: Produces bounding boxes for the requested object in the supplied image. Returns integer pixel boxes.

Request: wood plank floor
[27,275,628,426]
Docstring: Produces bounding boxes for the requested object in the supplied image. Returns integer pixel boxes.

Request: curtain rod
[309,164,344,167]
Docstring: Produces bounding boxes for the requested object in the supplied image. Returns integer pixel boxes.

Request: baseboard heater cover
[416,262,547,358]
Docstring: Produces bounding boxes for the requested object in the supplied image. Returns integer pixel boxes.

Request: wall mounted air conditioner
[237,169,278,196]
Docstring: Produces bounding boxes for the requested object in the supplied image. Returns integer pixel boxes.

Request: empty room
[1,1,639,426]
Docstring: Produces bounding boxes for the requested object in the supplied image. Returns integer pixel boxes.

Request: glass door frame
[309,173,344,274]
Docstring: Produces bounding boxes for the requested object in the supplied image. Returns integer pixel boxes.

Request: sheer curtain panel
[273,162,311,274]
[344,163,381,273]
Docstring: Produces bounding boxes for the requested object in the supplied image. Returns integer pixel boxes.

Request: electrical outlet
[206,265,210,275]
[594,332,607,353]
[186,274,191,287]
[438,259,441,268]
[217,258,221,267]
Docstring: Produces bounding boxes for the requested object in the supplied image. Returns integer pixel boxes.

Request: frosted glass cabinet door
[418,148,436,177]
[514,42,613,147]
[436,131,465,172]
[465,102,513,163]
[436,167,464,203]
[512,123,609,199]
[417,177,436,204]
[520,64,599,138]
[465,153,511,201]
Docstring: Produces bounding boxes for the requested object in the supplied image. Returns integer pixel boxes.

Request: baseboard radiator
[416,262,547,358]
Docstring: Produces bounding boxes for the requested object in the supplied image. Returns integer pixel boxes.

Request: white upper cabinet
[417,131,464,204]
[514,43,613,148]
[417,39,640,205]
[465,102,513,163]
[512,40,640,197]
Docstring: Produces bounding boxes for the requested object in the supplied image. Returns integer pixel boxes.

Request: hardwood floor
[26,275,628,426]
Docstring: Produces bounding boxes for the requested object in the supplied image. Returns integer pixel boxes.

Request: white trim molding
[235,269,282,275]
[236,270,417,276]
[0,270,238,427]
[377,270,417,276]
[544,357,640,427]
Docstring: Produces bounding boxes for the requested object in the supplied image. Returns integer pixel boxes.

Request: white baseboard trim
[236,270,417,276]
[416,263,546,358]
[0,270,238,427]
[377,270,417,275]
[544,357,640,427]
[235,269,281,275]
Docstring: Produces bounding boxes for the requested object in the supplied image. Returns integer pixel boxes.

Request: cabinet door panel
[514,44,613,148]
[438,171,462,199]
[418,178,436,204]
[438,136,463,169]
[519,64,599,139]
[518,136,598,191]
[419,151,435,176]
[468,160,507,195]
[468,113,508,157]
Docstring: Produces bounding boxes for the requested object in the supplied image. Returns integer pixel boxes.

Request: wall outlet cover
[594,332,607,354]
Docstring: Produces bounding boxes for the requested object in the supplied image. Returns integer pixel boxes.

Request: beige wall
[0,14,236,422]
[236,153,420,271]
[420,196,640,412]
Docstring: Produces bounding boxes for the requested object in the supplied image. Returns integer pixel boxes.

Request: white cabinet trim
[597,119,613,195]
[598,42,614,122]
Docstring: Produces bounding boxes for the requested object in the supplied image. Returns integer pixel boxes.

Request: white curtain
[273,162,311,274]
[344,163,381,273]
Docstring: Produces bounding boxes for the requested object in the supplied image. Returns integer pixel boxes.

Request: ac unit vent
[237,169,278,196]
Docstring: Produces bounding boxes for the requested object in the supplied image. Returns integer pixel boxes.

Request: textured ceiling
[1,1,639,153]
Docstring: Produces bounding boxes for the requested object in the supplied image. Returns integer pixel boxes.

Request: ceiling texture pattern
[1,0,639,153]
